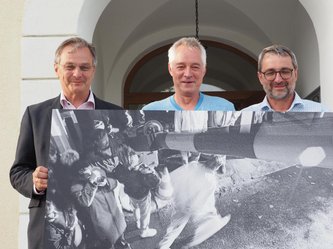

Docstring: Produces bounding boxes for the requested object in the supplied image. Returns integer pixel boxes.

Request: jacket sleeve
[9,107,38,199]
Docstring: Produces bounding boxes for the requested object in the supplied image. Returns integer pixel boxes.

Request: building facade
[1,0,333,248]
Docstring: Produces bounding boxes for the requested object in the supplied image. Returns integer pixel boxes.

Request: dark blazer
[9,95,122,249]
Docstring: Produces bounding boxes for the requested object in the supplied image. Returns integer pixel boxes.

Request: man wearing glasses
[242,44,328,112]
[10,37,132,249]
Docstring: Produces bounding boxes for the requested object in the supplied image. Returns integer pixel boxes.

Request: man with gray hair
[242,44,328,112]
[142,37,235,111]
[9,37,127,249]
[142,37,234,164]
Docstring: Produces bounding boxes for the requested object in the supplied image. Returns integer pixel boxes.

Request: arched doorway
[124,40,265,110]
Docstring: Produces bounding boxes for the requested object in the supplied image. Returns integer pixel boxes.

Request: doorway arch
[124,40,265,110]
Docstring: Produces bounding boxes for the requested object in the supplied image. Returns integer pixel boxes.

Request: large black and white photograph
[45,110,333,249]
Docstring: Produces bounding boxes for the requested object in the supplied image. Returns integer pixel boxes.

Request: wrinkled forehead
[60,45,84,57]
[172,46,204,64]
[59,45,93,63]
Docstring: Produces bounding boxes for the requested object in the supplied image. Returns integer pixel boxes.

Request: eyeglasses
[59,63,94,72]
[261,68,294,81]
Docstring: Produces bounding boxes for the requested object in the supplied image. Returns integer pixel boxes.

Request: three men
[11,35,329,249]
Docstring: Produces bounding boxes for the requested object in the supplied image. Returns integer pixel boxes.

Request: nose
[274,72,284,82]
[184,67,192,78]
[72,67,83,77]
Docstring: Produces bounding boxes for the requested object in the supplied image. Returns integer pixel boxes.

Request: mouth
[272,82,288,89]
[182,80,195,84]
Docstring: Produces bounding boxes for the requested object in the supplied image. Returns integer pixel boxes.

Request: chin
[181,88,198,94]
[271,93,289,100]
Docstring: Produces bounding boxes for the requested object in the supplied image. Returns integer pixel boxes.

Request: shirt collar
[170,92,204,110]
[289,92,304,110]
[258,96,273,111]
[60,91,95,109]
[260,92,304,112]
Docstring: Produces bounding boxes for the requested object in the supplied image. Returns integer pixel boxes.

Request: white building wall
[0,1,24,249]
[300,0,333,108]
[4,1,333,249]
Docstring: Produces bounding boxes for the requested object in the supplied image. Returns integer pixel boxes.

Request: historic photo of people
[45,110,333,249]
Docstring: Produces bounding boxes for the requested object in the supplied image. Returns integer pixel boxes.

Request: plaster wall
[0,1,25,249]
[6,1,333,248]
[300,0,333,108]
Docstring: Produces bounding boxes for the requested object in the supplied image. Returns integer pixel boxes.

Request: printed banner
[45,110,333,249]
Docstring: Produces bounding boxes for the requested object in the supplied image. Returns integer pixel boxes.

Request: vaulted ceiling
[91,0,318,99]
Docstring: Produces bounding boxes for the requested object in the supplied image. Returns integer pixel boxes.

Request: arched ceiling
[95,0,271,73]
[90,0,318,101]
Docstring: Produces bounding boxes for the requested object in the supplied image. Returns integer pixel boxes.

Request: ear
[257,71,264,86]
[294,68,298,80]
[54,63,59,76]
[168,63,173,77]
[203,66,207,76]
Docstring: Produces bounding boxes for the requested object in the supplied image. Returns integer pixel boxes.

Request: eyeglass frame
[260,68,294,81]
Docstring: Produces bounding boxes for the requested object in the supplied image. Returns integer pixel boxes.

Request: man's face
[258,53,297,100]
[54,46,95,98]
[169,45,206,97]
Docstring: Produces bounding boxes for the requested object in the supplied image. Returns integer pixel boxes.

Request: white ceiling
[90,0,319,99]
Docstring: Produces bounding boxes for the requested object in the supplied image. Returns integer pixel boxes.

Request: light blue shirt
[142,92,235,111]
[242,92,329,112]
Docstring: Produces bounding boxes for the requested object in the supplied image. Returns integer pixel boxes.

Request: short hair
[54,37,97,66]
[258,44,298,72]
[168,37,207,67]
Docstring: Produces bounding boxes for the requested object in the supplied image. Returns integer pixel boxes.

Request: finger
[35,178,48,191]
[38,171,49,180]
[37,166,48,173]
[35,166,48,179]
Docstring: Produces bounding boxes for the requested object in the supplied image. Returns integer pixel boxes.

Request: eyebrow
[174,62,202,66]
[63,62,92,65]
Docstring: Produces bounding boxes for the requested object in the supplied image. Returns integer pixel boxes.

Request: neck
[174,92,200,110]
[65,92,90,108]
[267,93,295,112]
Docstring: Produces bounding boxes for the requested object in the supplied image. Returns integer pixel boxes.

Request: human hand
[33,166,48,192]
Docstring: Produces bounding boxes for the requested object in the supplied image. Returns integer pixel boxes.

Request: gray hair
[54,37,97,66]
[168,37,207,67]
[258,44,298,72]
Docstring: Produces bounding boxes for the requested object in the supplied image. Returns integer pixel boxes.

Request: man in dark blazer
[10,37,130,249]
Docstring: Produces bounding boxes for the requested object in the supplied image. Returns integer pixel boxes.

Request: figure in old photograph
[46,109,333,249]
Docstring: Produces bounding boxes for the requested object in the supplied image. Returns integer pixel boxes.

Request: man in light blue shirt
[242,44,328,112]
[142,37,235,111]
[143,38,233,249]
